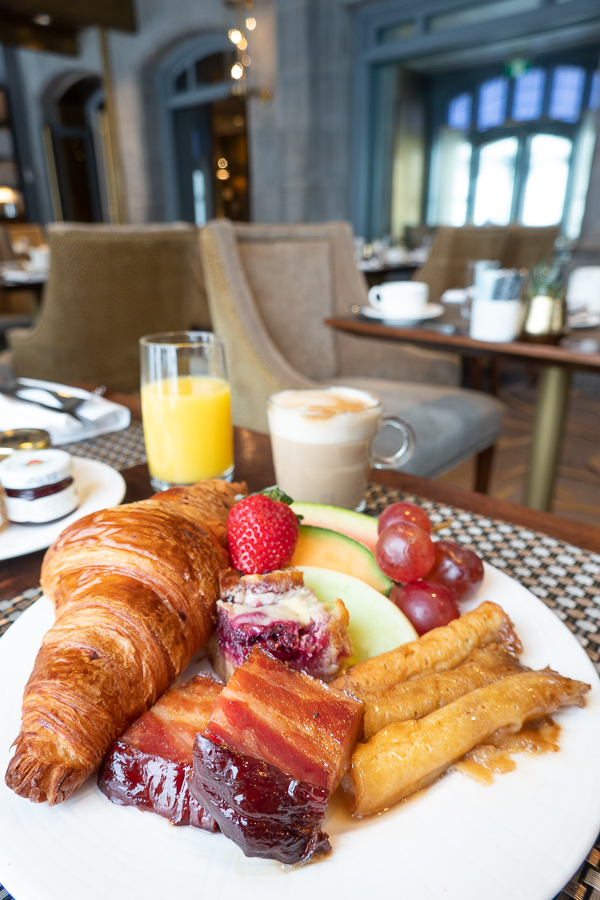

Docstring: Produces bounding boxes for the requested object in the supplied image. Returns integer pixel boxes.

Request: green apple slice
[298,565,417,667]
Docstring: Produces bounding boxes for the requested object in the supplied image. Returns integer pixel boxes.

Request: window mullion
[466,139,479,224]
[512,135,529,224]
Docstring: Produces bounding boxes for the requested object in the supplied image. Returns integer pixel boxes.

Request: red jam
[5,476,74,502]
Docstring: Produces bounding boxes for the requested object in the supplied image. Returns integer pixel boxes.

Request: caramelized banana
[348,668,589,816]
[362,644,525,739]
[334,601,521,695]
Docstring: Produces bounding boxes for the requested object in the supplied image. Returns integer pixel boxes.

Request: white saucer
[569,312,600,329]
[1,269,47,284]
[0,457,126,560]
[360,303,444,324]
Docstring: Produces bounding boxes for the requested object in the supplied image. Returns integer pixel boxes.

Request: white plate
[360,303,444,324]
[0,458,126,560]
[0,562,599,900]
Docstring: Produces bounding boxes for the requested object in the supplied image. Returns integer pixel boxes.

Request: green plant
[527,259,566,299]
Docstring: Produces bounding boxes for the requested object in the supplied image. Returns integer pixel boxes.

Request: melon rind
[291,502,379,552]
[290,524,392,596]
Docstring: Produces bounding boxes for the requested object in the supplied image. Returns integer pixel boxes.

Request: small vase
[521,294,568,344]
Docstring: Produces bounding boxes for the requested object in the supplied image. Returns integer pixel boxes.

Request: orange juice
[141,375,233,484]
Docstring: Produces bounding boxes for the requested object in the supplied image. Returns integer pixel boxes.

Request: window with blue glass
[548,66,585,123]
[436,53,599,234]
[512,69,545,121]
[448,93,472,130]
[477,77,508,130]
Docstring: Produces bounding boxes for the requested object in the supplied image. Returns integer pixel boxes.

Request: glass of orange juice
[140,331,233,491]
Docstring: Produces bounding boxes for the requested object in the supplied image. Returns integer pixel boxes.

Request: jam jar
[0,449,79,525]
[0,429,51,459]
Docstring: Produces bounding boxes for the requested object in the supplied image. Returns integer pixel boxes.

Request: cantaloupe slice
[298,566,417,666]
[291,502,378,552]
[290,524,392,596]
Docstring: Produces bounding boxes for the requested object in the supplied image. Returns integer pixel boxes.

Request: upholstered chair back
[8,223,210,392]
[200,219,459,431]
[503,225,559,270]
[416,225,559,301]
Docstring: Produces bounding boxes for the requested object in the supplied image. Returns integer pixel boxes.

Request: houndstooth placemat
[365,484,600,675]
[61,421,147,470]
[1,481,600,900]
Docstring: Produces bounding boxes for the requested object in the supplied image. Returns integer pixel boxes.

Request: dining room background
[0,0,596,262]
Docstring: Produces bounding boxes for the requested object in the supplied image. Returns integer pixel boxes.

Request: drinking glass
[267,387,415,511]
[140,331,233,492]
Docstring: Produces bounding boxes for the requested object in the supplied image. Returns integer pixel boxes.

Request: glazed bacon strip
[98,674,223,829]
[349,668,590,817]
[204,647,364,794]
[362,644,526,740]
[333,601,521,695]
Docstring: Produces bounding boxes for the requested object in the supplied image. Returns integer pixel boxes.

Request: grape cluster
[375,502,484,636]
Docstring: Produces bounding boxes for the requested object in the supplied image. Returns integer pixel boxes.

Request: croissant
[5,478,245,806]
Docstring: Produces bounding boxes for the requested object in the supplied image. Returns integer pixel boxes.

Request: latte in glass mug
[267,387,414,510]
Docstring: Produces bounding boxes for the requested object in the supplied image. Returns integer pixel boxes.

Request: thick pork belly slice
[98,674,222,830]
[204,646,364,794]
[191,735,331,865]
[212,568,352,682]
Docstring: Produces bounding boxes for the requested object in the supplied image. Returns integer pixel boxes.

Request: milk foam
[268,387,381,444]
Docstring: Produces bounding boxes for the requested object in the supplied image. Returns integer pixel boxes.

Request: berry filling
[211,569,352,682]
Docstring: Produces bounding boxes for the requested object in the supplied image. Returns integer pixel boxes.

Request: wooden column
[99,27,128,224]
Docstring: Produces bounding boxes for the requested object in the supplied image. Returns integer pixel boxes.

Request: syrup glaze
[453,717,560,785]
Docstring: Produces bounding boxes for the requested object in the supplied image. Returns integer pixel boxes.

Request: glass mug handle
[371,415,415,470]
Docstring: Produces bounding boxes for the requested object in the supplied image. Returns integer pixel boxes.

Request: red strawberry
[227,493,299,575]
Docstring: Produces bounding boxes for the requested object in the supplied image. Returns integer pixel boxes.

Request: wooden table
[0,269,47,309]
[326,313,600,512]
[2,426,600,602]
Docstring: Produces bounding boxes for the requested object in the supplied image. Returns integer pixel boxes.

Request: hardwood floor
[436,378,600,526]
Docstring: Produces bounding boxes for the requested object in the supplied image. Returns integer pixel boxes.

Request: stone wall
[6,0,354,226]
[4,0,600,255]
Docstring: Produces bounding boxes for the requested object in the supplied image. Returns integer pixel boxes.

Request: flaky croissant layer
[6,478,244,805]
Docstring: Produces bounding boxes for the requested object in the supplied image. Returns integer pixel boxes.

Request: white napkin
[0,378,131,444]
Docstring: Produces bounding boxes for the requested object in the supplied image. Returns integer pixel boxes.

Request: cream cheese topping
[218,585,328,626]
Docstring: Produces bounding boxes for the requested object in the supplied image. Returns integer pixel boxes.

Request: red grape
[375,522,435,583]
[426,540,484,601]
[378,501,432,535]
[391,580,459,636]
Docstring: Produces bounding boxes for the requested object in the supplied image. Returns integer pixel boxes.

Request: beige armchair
[7,223,211,392]
[200,219,504,487]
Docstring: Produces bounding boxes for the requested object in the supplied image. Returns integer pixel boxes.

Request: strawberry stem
[257,485,294,505]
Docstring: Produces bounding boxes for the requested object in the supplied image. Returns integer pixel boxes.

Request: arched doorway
[156,34,250,224]
[42,73,108,222]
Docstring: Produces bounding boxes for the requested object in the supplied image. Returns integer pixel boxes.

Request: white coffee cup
[470,299,523,343]
[27,245,50,272]
[368,281,429,319]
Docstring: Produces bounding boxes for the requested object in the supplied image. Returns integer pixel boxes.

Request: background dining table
[326,310,600,514]
[1,421,600,900]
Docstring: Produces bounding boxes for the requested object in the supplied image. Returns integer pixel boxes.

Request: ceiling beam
[0,0,135,33]
[0,10,77,55]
